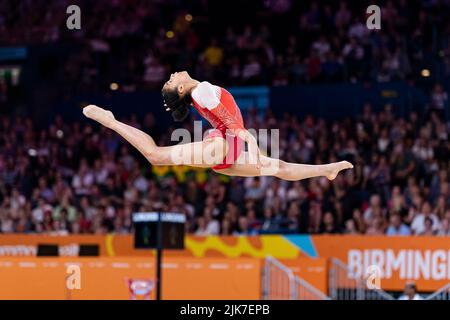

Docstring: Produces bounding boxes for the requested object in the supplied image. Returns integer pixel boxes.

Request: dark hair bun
[161,88,192,122]
[162,88,182,111]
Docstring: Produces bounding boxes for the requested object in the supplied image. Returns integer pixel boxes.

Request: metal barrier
[262,256,296,300]
[293,275,330,300]
[425,283,450,300]
[264,256,450,300]
[262,256,330,300]
[328,258,394,300]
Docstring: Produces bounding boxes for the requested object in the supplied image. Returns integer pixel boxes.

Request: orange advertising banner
[1,234,450,291]
[0,257,261,300]
[279,258,328,295]
[312,235,450,292]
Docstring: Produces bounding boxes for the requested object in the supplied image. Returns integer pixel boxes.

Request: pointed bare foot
[326,161,354,180]
[83,105,115,127]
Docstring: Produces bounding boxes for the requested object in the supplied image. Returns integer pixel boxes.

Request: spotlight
[28,149,37,157]
[421,69,430,77]
[185,14,193,22]
[166,30,175,39]
[110,82,119,91]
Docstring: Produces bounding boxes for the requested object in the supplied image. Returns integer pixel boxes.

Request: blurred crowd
[0,104,448,236]
[2,0,450,91]
[0,0,449,236]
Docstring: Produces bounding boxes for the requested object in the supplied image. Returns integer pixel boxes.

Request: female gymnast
[83,71,353,181]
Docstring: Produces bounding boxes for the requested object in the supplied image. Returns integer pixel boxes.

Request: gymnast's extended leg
[82,105,227,168]
[215,152,353,181]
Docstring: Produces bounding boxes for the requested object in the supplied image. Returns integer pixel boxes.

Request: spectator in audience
[437,218,450,236]
[366,217,386,235]
[431,83,448,113]
[221,218,233,235]
[398,282,423,300]
[411,202,440,235]
[234,216,258,236]
[344,219,360,234]
[320,212,340,234]
[203,208,220,235]
[386,214,411,236]
[419,217,437,236]
[203,38,224,67]
[363,195,385,225]
[260,207,279,233]
[194,216,208,236]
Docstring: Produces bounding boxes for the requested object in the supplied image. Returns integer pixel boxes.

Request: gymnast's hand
[83,104,116,128]
[237,129,262,170]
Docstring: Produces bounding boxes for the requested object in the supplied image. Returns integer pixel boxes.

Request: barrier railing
[425,283,450,300]
[262,256,330,300]
[262,256,295,300]
[328,258,394,300]
[293,275,330,300]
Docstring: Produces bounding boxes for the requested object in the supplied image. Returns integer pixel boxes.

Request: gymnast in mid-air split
[83,71,353,181]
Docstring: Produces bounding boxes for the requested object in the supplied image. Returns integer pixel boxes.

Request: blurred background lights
[421,69,431,77]
[166,30,175,38]
[110,82,119,90]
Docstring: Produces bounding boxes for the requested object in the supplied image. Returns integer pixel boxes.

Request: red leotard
[191,81,245,169]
